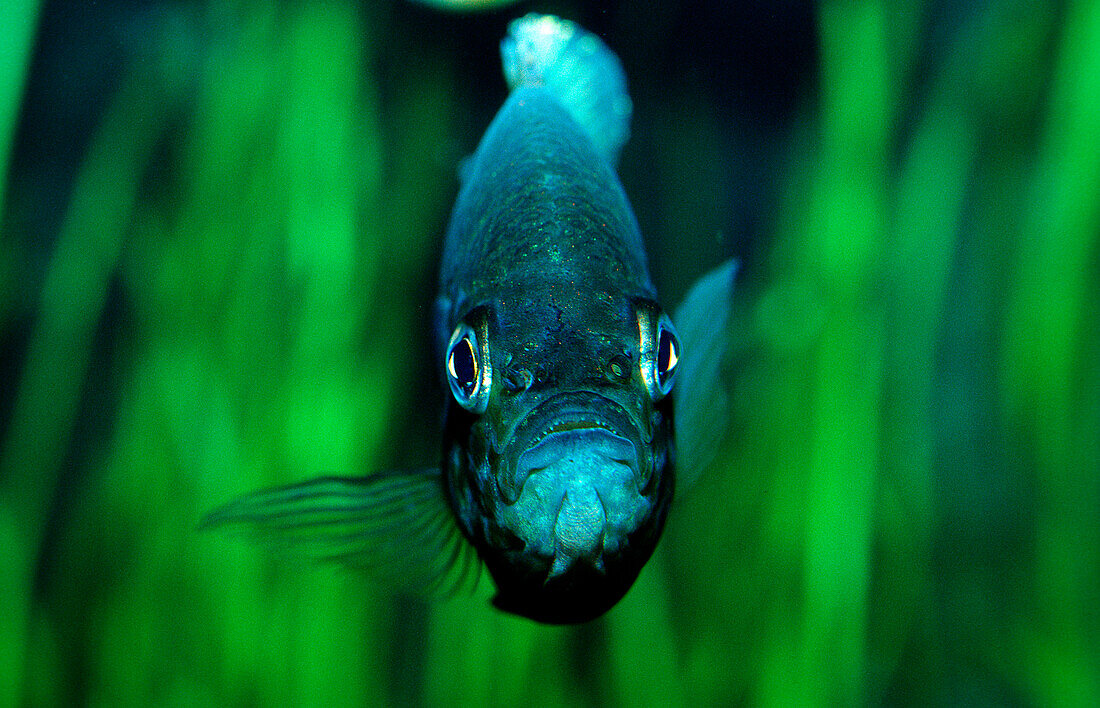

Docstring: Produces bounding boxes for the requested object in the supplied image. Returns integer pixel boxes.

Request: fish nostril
[503,368,533,394]
[604,354,632,383]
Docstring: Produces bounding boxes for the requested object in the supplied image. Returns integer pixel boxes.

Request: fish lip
[496,391,649,505]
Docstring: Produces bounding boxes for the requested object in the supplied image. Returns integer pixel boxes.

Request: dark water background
[2,0,1097,704]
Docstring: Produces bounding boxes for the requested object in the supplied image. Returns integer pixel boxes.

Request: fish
[203,13,737,625]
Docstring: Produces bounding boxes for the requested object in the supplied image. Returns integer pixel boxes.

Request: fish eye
[656,322,680,385]
[637,308,679,401]
[446,322,491,413]
[448,338,477,394]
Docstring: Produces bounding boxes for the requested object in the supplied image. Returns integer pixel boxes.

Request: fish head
[442,285,679,623]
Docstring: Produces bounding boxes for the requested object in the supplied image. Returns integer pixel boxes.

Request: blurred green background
[2,0,1098,705]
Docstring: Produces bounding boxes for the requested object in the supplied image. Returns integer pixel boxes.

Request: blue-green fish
[205,14,736,624]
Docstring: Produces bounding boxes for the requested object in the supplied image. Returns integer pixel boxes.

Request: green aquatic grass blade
[875,94,975,697]
[780,2,890,705]
[1001,0,1100,702]
[0,0,40,222]
[0,58,182,704]
[113,4,389,704]
[6,2,1100,704]
[606,556,685,706]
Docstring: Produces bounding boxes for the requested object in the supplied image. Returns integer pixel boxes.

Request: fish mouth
[494,392,653,579]
[496,392,650,506]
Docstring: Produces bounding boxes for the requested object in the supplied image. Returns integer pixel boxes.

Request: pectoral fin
[201,468,479,596]
[672,259,738,488]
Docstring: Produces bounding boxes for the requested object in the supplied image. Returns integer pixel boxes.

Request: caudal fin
[501,14,632,165]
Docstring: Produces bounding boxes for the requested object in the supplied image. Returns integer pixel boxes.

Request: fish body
[438,86,672,621]
[204,14,736,625]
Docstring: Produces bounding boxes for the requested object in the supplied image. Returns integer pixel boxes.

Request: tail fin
[501,14,632,165]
